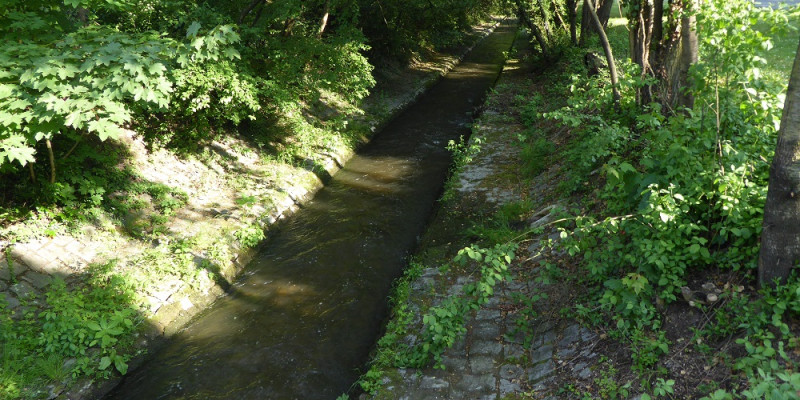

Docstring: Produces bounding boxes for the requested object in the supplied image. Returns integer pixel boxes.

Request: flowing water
[107,22,516,400]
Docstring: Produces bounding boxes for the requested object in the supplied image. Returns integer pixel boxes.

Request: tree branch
[586,0,621,106]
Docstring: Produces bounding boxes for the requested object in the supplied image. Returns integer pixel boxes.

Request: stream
[106,21,517,400]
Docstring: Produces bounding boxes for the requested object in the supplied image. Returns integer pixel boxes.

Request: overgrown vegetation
[0,262,140,399]
[1,1,511,398]
[510,0,800,397]
[364,0,800,397]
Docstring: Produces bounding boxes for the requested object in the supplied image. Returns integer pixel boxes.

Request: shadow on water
[105,22,518,400]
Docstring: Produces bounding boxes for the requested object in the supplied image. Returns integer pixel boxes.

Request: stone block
[559,345,577,359]
[503,343,525,360]
[499,378,522,395]
[573,361,591,380]
[1,293,20,309]
[530,344,553,365]
[472,321,502,339]
[469,355,495,374]
[30,260,67,275]
[526,359,555,383]
[471,340,503,356]
[454,374,495,393]
[10,281,37,300]
[559,323,581,348]
[475,308,499,322]
[441,355,468,373]
[0,261,9,281]
[499,364,523,380]
[21,270,53,289]
[419,376,449,391]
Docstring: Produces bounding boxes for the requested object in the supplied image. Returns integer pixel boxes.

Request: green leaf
[223,47,241,60]
[191,37,205,51]
[114,357,128,374]
[148,62,166,75]
[186,22,202,38]
[98,356,112,370]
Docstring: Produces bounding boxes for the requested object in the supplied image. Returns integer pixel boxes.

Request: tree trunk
[318,0,330,38]
[652,0,697,112]
[538,0,553,38]
[673,9,697,109]
[239,0,263,25]
[517,1,550,56]
[759,38,800,286]
[552,1,569,34]
[567,0,579,45]
[45,138,55,184]
[653,0,664,48]
[629,0,655,105]
[579,0,613,46]
[586,0,620,106]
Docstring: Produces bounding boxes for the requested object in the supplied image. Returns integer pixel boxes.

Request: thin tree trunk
[62,137,81,160]
[674,9,697,109]
[552,1,569,34]
[250,2,266,27]
[759,38,800,286]
[517,1,549,56]
[238,0,263,25]
[567,0,578,45]
[653,0,664,48]
[657,0,697,112]
[318,0,330,38]
[629,0,655,105]
[45,138,55,184]
[586,0,620,106]
[29,163,36,183]
[579,0,613,46]
[375,0,391,30]
[538,0,553,38]
[283,18,296,36]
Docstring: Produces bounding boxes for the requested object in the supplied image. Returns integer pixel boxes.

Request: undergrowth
[528,0,800,397]
[0,262,141,399]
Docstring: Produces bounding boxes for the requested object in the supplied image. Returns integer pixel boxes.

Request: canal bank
[104,20,518,400]
[1,18,505,400]
[360,29,605,400]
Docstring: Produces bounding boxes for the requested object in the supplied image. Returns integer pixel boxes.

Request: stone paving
[2,232,118,312]
[365,28,604,400]
[375,274,599,399]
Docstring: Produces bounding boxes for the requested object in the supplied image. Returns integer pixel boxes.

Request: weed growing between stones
[359,243,517,394]
[440,136,483,204]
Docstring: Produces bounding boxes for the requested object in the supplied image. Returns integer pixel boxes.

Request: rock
[1,293,20,309]
[469,356,495,374]
[526,359,555,383]
[584,52,607,77]
[0,262,9,281]
[10,281,37,300]
[21,270,53,289]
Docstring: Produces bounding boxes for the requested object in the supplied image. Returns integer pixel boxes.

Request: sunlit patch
[335,155,417,194]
